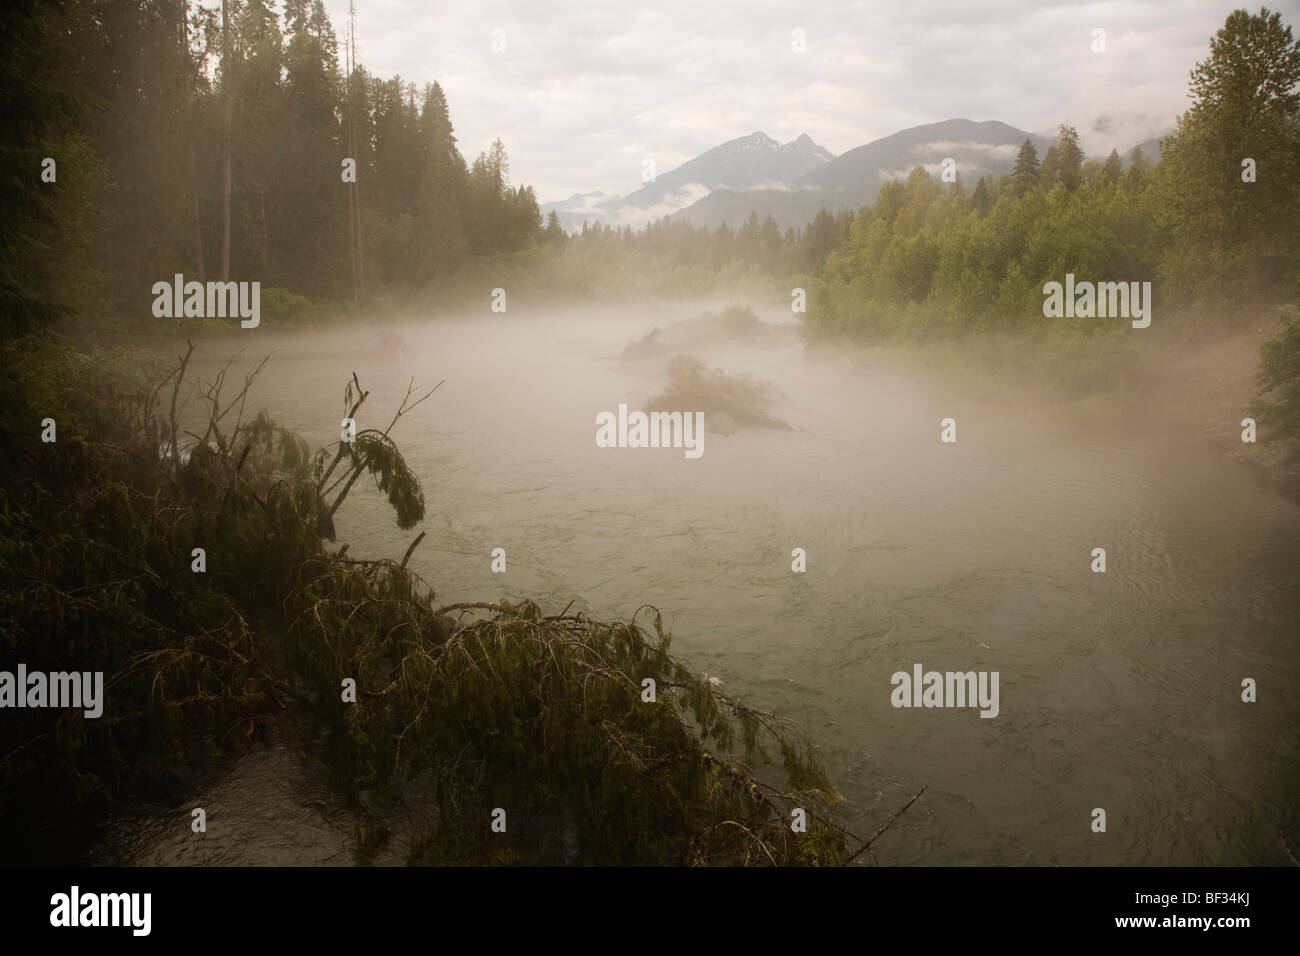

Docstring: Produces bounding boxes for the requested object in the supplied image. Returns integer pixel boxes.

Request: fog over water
[110,302,1300,865]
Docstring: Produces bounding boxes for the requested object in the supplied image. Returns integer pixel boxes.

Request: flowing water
[99,303,1300,865]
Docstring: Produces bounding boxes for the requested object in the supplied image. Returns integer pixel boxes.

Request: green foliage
[1152,7,1300,298]
[1044,125,1085,192]
[258,286,335,326]
[286,592,842,865]
[0,2,106,335]
[808,165,1156,343]
[1103,149,1123,183]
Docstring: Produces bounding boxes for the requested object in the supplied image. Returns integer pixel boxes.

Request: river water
[101,302,1300,865]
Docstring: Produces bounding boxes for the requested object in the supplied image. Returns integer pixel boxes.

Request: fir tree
[1012,138,1040,195]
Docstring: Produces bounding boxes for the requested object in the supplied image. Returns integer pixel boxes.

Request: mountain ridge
[540,131,835,230]
[544,118,1170,232]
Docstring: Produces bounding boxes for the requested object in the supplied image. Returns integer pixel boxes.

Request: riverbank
[1139,303,1299,501]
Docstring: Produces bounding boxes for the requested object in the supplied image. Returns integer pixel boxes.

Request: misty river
[97,302,1300,865]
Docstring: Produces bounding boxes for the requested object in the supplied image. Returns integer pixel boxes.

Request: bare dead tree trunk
[220,0,232,281]
[345,21,358,306]
[347,2,365,306]
[353,159,365,302]
[180,1,206,284]
[194,188,206,284]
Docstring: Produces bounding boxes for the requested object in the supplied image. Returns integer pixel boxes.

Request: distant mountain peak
[671,118,1050,231]
[781,133,835,164]
[540,131,836,230]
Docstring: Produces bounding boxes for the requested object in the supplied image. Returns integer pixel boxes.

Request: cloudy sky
[320,0,1248,203]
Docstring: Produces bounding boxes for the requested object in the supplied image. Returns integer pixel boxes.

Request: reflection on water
[102,304,1300,865]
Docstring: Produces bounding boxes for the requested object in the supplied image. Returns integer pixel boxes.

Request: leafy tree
[1154,6,1300,295]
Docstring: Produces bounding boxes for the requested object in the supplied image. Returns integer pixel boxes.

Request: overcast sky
[320,0,1255,203]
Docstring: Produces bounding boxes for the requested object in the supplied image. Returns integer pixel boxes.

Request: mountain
[671,119,1051,230]
[538,191,608,225]
[1125,135,1169,166]
[546,119,1175,235]
[540,132,835,230]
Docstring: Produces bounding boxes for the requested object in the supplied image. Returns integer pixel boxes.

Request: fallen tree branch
[400,531,426,568]
[841,784,927,865]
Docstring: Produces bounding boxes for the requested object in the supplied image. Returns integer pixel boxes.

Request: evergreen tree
[736,209,761,262]
[1040,145,1060,188]
[544,210,565,243]
[507,184,542,251]
[416,81,468,274]
[1103,148,1123,183]
[0,0,105,332]
[281,0,346,296]
[1012,138,1040,195]
[232,0,285,279]
[1053,124,1085,191]
[758,214,782,269]
[1125,146,1152,193]
[802,208,838,267]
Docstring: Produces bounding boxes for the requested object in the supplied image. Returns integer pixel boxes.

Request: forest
[6,4,1298,346]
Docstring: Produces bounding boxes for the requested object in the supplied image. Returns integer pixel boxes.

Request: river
[97,301,1300,865]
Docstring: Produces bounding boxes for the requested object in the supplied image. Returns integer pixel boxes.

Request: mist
[118,294,1291,867]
